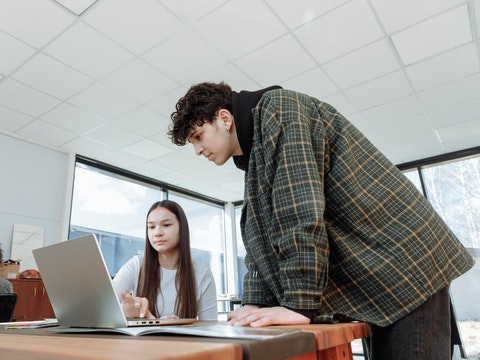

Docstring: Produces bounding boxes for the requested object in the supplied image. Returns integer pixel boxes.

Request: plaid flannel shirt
[240,89,474,326]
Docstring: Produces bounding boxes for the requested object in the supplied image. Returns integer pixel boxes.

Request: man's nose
[194,143,203,156]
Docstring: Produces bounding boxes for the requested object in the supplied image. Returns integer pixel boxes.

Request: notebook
[32,234,196,328]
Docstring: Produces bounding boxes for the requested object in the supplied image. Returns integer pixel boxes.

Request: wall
[0,132,73,265]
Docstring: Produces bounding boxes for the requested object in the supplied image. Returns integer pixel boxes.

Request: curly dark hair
[168,82,232,146]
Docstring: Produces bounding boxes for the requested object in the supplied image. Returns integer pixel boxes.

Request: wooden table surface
[278,322,371,360]
[0,321,369,360]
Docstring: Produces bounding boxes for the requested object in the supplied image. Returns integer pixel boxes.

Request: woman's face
[147,207,180,255]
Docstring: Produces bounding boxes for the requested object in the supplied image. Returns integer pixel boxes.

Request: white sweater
[112,255,218,320]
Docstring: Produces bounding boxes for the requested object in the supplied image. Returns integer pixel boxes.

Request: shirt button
[314,296,321,303]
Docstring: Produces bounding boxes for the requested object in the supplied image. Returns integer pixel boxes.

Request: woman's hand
[120,292,154,319]
[227,305,311,327]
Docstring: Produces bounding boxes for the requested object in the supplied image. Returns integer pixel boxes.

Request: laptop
[32,234,196,328]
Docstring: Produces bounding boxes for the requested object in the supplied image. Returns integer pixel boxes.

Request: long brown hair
[136,200,198,318]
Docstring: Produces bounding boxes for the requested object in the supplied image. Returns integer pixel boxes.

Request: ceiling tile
[189,64,260,92]
[347,112,372,134]
[265,0,350,29]
[44,22,134,78]
[0,105,33,133]
[417,73,480,111]
[144,29,228,85]
[85,123,143,148]
[160,0,225,23]
[68,83,139,120]
[41,102,106,134]
[52,0,98,16]
[371,0,465,33]
[236,34,316,86]
[0,0,75,48]
[361,95,424,125]
[344,70,413,110]
[147,86,190,117]
[427,97,480,128]
[156,169,192,187]
[124,138,173,160]
[129,160,172,180]
[322,92,358,115]
[193,0,286,59]
[376,113,432,137]
[102,59,178,103]
[98,149,146,169]
[16,119,76,146]
[60,135,114,158]
[295,0,383,64]
[322,39,400,89]
[391,5,471,65]
[385,129,444,163]
[280,68,338,99]
[83,0,182,55]
[153,150,204,171]
[12,53,93,99]
[0,79,60,116]
[0,31,36,75]
[406,43,479,91]
[476,0,480,38]
[114,106,168,137]
[436,118,480,148]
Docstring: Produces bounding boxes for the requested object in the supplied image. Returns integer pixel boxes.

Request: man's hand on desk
[227,305,311,327]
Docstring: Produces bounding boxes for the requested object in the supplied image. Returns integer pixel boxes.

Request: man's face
[188,115,233,166]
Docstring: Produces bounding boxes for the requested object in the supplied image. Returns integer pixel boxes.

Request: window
[403,169,423,193]
[70,163,164,275]
[419,157,480,249]
[169,193,226,295]
[69,159,226,297]
[235,205,246,298]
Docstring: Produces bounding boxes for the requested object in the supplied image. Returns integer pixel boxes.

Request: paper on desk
[53,323,302,340]
[1,318,58,329]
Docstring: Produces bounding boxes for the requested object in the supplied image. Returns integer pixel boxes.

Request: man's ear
[218,109,233,131]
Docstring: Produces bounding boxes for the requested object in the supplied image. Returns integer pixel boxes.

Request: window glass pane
[403,169,423,194]
[235,206,246,298]
[421,157,480,248]
[70,163,164,276]
[169,193,226,296]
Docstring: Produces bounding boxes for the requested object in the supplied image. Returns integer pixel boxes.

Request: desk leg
[317,343,353,360]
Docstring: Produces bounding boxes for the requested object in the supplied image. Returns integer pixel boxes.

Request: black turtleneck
[231,86,282,171]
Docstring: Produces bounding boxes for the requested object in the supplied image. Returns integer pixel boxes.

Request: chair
[0,293,17,322]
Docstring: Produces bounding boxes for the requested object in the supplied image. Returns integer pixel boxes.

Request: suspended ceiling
[0,0,479,202]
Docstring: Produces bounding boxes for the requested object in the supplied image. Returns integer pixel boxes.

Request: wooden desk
[279,322,371,360]
[0,322,369,360]
[0,324,316,360]
[0,333,242,360]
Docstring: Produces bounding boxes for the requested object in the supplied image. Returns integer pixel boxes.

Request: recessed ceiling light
[53,0,99,16]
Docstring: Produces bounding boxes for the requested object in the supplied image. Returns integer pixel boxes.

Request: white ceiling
[1,0,479,203]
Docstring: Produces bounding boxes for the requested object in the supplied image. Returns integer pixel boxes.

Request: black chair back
[0,293,17,322]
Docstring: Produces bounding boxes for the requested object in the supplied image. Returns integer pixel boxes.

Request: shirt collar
[231,86,282,171]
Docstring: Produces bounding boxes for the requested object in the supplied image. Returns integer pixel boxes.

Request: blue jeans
[369,285,451,360]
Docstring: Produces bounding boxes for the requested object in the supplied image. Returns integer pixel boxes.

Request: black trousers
[369,285,451,360]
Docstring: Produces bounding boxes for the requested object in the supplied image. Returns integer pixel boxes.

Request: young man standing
[169,82,474,359]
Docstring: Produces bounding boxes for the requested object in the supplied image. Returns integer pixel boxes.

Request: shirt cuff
[285,306,318,322]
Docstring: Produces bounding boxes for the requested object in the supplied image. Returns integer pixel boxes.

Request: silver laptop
[33,234,195,328]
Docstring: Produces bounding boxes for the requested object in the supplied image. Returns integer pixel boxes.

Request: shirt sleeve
[112,255,141,301]
[244,91,330,310]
